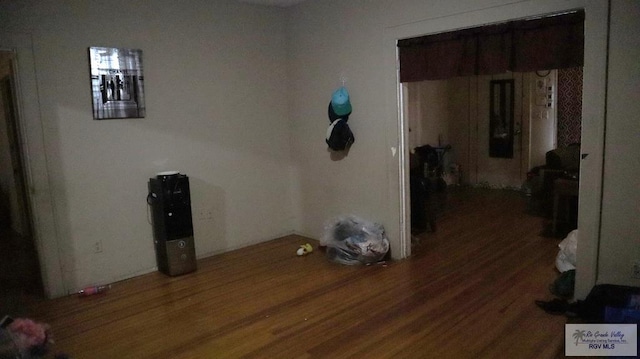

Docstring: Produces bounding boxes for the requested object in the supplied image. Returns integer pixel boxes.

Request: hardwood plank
[23,188,568,358]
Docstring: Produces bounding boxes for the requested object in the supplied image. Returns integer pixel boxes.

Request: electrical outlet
[94,240,103,254]
[198,209,213,220]
[633,261,640,279]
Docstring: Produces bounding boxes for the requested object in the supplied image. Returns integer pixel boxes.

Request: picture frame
[89,47,145,119]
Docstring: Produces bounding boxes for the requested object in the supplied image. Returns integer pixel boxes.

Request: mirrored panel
[489,79,514,158]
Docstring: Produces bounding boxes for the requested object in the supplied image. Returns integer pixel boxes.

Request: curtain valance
[397,11,584,82]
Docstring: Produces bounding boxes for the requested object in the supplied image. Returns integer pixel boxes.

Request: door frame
[0,33,64,298]
[384,0,607,300]
[1,71,33,238]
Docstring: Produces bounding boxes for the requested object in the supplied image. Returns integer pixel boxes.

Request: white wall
[406,80,449,150]
[287,1,394,251]
[0,0,294,296]
[596,0,640,287]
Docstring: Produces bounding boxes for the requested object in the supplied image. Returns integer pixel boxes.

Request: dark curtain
[398,30,477,82]
[512,13,584,72]
[477,24,512,75]
[398,11,584,82]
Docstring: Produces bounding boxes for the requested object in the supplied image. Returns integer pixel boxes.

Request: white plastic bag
[555,229,578,272]
[320,215,390,265]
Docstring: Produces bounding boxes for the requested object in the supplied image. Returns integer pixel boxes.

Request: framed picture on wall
[88,47,145,119]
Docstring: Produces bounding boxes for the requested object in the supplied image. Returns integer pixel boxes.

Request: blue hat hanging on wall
[331,86,352,117]
[326,86,354,151]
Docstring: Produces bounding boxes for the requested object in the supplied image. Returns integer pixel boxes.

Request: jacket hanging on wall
[326,87,354,151]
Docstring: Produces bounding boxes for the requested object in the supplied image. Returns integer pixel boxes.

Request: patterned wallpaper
[557,67,583,147]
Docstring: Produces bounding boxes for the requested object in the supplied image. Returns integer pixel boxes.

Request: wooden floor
[25,188,569,358]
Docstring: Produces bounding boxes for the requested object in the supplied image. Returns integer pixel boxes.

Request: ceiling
[236,0,308,7]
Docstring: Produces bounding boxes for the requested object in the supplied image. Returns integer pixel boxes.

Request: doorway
[399,10,585,233]
[0,50,44,313]
[386,2,608,300]
[385,0,609,299]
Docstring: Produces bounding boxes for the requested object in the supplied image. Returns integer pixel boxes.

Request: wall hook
[339,74,348,87]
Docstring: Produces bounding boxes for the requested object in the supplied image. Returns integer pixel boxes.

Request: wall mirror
[489,79,514,158]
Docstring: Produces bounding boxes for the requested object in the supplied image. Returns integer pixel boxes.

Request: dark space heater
[148,172,197,276]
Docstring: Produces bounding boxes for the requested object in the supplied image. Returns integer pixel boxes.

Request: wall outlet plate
[197,208,213,220]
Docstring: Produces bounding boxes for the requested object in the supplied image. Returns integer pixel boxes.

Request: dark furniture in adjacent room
[410,145,449,233]
[524,143,581,236]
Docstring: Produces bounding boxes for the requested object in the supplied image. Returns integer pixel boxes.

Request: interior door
[475,73,527,188]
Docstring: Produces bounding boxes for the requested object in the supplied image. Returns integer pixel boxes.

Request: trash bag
[555,229,578,272]
[320,215,390,265]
